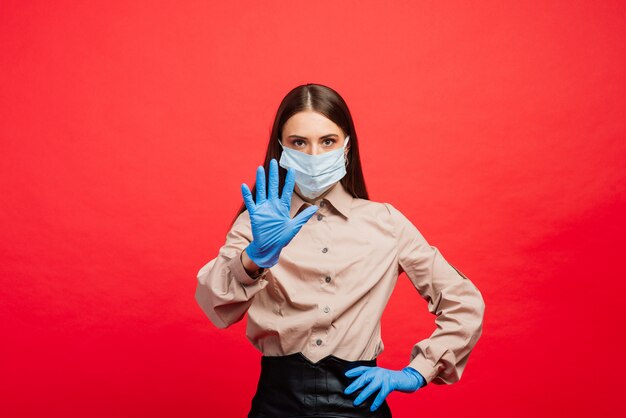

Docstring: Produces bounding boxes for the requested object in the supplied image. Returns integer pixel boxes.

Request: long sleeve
[384,203,486,386]
[195,209,270,329]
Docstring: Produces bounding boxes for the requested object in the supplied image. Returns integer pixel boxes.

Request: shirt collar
[289,181,353,220]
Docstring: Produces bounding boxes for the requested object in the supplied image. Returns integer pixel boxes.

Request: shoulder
[227,208,252,238]
[353,198,404,219]
[351,198,406,232]
[379,201,419,235]
[230,209,250,227]
[352,197,393,217]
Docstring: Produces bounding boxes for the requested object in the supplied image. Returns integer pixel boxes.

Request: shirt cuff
[407,356,438,386]
[227,253,268,286]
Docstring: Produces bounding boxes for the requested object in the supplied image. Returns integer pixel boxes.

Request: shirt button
[317,214,323,221]
[323,306,330,313]
[325,276,331,283]
[316,339,323,346]
[322,247,328,253]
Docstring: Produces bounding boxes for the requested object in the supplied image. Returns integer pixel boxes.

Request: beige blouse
[195,181,485,386]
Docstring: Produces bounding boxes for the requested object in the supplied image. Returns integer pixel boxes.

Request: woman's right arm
[195,210,269,329]
[197,160,318,329]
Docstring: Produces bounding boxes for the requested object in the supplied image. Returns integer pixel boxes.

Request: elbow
[213,307,246,329]
[478,289,486,324]
[194,284,235,329]
[195,298,240,330]
[194,265,256,330]
[207,314,231,330]
[470,290,486,345]
[209,314,233,330]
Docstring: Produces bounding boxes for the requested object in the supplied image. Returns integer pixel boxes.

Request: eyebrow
[287,134,339,139]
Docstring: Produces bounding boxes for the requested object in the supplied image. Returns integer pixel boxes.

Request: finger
[281,167,295,209]
[268,159,279,200]
[255,165,267,205]
[344,369,374,395]
[345,366,371,378]
[241,183,256,215]
[344,378,364,396]
[371,380,392,412]
[353,377,382,406]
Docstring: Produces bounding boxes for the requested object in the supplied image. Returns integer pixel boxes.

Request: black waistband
[248,352,392,418]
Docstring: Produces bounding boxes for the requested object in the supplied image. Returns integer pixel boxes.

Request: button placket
[312,198,332,349]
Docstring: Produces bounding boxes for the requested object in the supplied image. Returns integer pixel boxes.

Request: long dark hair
[230,83,369,229]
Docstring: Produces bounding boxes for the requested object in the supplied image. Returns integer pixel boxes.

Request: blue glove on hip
[241,158,319,268]
[344,365,426,412]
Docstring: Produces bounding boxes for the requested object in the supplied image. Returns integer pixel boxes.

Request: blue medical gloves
[344,365,426,412]
[241,158,319,268]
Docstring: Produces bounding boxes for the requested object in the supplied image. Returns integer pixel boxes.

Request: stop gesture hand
[241,158,319,268]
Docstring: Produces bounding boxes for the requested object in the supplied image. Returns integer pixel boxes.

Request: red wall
[1,1,625,417]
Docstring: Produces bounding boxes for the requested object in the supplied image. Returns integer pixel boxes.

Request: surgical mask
[278,135,350,199]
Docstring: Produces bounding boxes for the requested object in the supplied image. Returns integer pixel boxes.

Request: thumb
[290,205,319,231]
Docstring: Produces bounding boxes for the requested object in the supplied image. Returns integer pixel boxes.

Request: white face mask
[278,135,350,199]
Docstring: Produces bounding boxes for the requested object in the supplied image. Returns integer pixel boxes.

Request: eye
[292,139,305,147]
[323,139,336,146]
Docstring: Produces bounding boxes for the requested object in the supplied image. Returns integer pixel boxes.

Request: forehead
[282,111,342,136]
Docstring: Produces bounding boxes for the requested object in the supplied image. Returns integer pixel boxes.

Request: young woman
[195,83,485,417]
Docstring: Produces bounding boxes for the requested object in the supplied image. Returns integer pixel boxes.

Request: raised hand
[344,365,426,412]
[241,158,319,268]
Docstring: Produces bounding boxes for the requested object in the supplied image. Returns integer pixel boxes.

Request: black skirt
[247,352,393,418]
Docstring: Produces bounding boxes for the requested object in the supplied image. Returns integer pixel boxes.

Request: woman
[195,84,485,417]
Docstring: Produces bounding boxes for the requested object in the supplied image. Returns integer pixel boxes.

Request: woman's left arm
[384,202,486,386]
[343,203,486,411]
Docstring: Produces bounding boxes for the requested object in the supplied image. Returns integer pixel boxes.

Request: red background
[1,1,625,417]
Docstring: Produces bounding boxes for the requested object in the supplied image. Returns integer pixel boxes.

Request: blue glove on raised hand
[241,158,319,268]
[344,365,426,412]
